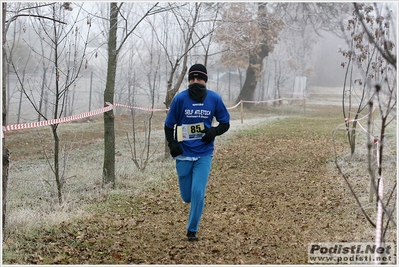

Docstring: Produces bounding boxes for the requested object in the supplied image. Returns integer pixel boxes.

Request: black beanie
[188,64,208,83]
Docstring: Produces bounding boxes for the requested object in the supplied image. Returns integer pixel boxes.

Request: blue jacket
[165,89,230,157]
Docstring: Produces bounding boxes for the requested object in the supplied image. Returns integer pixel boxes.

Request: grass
[2,96,396,264]
[4,111,171,233]
[1,106,249,215]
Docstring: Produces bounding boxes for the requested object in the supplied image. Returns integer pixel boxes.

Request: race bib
[177,122,204,142]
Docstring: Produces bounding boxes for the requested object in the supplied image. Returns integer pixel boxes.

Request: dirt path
[3,111,373,265]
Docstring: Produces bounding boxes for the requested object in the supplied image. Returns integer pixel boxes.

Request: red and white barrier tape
[3,97,306,134]
[113,103,168,112]
[343,109,385,257]
[345,107,376,124]
[227,102,241,110]
[3,104,113,133]
[2,102,171,136]
[344,108,378,143]
[242,97,305,103]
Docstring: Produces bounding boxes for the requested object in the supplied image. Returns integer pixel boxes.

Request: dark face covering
[188,83,207,102]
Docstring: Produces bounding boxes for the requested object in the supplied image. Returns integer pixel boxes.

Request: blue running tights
[176,156,212,233]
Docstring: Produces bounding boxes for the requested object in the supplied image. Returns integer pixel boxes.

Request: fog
[3,2,397,124]
[310,33,347,87]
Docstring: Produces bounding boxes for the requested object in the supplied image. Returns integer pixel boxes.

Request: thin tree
[7,2,91,204]
[102,2,165,186]
[339,2,396,156]
[214,3,283,107]
[2,1,85,233]
[147,2,216,157]
[126,25,161,172]
[214,2,349,107]
[2,2,10,238]
[334,2,397,248]
[161,2,207,109]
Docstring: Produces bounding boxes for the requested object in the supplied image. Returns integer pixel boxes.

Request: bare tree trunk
[51,125,62,204]
[102,2,118,187]
[51,9,63,204]
[2,146,10,238]
[163,3,207,109]
[235,47,268,107]
[16,71,25,124]
[236,53,259,104]
[89,71,93,111]
[235,3,269,107]
[2,2,10,238]
[38,67,47,121]
[164,63,188,109]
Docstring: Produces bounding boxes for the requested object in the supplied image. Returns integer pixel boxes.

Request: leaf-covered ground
[2,107,378,265]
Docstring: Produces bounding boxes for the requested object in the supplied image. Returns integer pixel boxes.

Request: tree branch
[5,14,66,33]
[353,3,397,69]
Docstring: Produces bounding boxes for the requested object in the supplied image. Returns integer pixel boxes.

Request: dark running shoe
[187,231,199,241]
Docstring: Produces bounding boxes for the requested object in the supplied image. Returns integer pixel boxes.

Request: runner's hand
[168,140,183,157]
[201,128,217,144]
